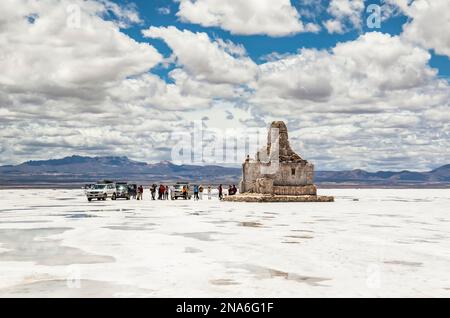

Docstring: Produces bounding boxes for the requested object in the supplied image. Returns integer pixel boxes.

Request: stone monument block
[224,121,334,203]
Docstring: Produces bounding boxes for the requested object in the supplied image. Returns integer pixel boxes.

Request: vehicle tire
[112,193,116,200]
[88,198,92,202]
[126,196,130,200]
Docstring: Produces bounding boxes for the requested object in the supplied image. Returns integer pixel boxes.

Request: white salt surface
[0,188,449,297]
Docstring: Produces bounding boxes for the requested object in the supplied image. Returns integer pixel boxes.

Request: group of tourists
[132,184,238,201]
[228,185,238,196]
[148,184,170,200]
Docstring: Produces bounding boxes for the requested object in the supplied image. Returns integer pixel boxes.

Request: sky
[0,0,449,171]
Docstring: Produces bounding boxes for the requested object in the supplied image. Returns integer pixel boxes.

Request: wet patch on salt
[65,213,99,219]
[384,260,422,267]
[0,228,115,265]
[239,222,263,228]
[210,279,240,286]
[103,226,151,231]
[206,220,236,225]
[367,224,401,228]
[314,218,335,222]
[378,197,433,203]
[125,216,159,220]
[0,220,52,224]
[412,239,439,244]
[103,221,157,231]
[419,228,440,232]
[184,247,202,253]
[338,196,359,201]
[29,205,73,209]
[404,220,430,225]
[0,279,154,297]
[369,214,411,218]
[172,232,220,241]
[395,241,413,244]
[225,263,330,287]
[0,208,34,212]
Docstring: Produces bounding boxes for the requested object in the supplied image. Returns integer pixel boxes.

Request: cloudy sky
[0,0,449,170]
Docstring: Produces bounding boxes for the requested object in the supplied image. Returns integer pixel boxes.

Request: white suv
[86,183,117,201]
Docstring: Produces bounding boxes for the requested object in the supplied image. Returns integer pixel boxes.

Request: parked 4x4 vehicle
[171,183,192,200]
[115,182,131,200]
[86,183,117,201]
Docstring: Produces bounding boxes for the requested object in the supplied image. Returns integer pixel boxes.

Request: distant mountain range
[0,155,449,188]
[315,165,450,187]
[0,155,240,187]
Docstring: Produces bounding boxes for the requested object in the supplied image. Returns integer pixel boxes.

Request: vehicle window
[94,185,106,189]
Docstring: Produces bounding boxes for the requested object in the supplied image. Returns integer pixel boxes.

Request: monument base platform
[223,193,334,203]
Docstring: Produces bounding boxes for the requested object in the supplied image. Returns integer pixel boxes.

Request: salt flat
[0,188,449,297]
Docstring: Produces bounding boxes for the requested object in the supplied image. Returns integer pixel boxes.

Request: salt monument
[224,121,334,202]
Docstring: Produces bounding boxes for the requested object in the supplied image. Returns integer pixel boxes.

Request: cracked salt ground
[0,188,449,297]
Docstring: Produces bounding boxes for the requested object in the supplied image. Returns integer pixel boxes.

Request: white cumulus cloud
[175,0,319,36]
[395,0,450,58]
[143,26,258,85]
[324,0,365,34]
